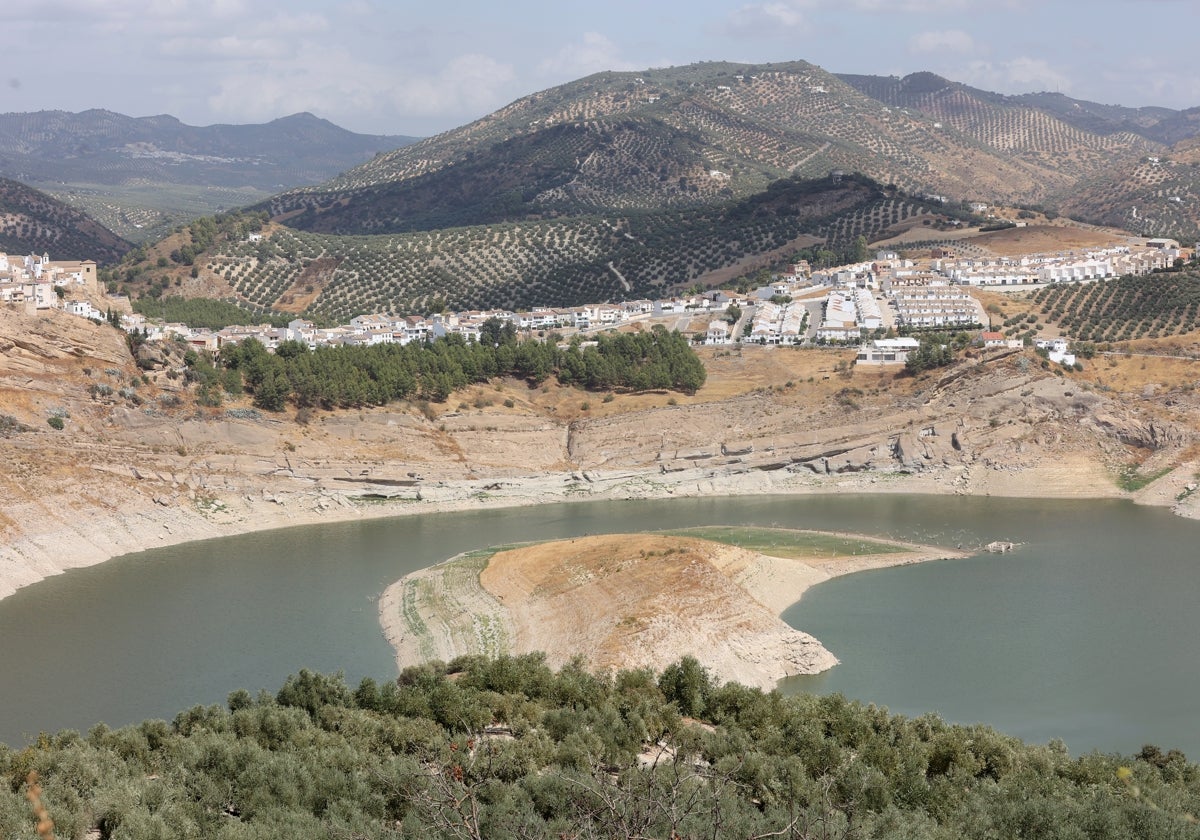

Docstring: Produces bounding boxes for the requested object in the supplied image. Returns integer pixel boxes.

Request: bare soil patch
[967,224,1127,256]
[379,532,962,688]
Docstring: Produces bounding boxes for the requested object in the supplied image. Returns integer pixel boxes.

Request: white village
[2,236,1184,372]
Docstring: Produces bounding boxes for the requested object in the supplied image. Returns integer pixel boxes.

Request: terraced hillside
[839,73,1200,144]
[1057,149,1200,240]
[0,177,131,263]
[267,61,1135,236]
[838,72,1200,240]
[837,72,1156,183]
[127,176,946,321]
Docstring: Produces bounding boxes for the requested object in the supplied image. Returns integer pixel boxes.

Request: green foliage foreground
[2,656,1198,839]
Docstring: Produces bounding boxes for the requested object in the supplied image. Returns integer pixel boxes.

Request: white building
[856,337,920,365]
[705,320,732,345]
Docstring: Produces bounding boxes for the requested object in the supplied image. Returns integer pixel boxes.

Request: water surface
[1,494,1196,758]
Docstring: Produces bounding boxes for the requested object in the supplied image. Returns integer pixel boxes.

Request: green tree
[658,656,714,717]
[850,234,869,263]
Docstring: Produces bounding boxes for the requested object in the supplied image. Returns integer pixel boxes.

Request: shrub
[47,416,64,430]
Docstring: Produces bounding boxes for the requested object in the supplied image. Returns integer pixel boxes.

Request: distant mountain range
[263,62,1200,241]
[0,110,416,242]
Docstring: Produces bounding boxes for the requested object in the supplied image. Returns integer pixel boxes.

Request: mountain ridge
[0,109,419,242]
[264,60,1188,240]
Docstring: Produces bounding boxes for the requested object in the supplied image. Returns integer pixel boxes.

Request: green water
[1,494,1197,758]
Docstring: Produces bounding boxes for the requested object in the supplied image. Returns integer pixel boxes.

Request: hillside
[119,175,959,320]
[837,72,1197,149]
[3,296,1200,814]
[837,72,1200,240]
[105,61,1200,319]
[0,110,415,241]
[267,61,1152,237]
[0,176,131,262]
[5,298,1200,603]
[1055,148,1200,240]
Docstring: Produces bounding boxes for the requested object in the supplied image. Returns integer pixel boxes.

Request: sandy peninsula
[379,530,966,689]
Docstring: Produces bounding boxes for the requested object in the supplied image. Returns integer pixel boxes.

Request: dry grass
[968,224,1124,256]
[481,535,731,670]
[972,288,1044,330]
[1083,352,1200,394]
[431,344,922,423]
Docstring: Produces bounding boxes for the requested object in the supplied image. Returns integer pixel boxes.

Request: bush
[47,416,64,430]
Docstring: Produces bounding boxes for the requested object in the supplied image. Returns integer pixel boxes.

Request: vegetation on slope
[0,177,131,264]
[2,657,1197,839]
[116,175,955,321]
[0,110,415,243]
[1056,153,1200,241]
[267,61,1142,237]
[131,296,294,330]
[1031,268,1200,344]
[214,324,706,411]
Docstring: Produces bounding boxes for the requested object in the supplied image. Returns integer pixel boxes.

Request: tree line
[2,655,1196,839]
[211,322,707,412]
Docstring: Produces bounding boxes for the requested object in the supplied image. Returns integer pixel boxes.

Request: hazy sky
[5,0,1198,137]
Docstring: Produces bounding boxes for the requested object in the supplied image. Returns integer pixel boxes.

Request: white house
[856,337,920,365]
[705,320,732,345]
[64,300,104,321]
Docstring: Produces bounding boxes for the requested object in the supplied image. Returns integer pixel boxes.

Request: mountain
[0,110,414,190]
[263,61,1173,239]
[0,176,131,263]
[110,60,1200,319]
[0,110,416,241]
[122,173,957,321]
[836,72,1200,239]
[835,71,1200,146]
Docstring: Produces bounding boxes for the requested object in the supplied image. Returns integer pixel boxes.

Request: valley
[7,40,1200,838]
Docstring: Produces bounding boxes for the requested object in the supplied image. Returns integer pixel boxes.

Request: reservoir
[1,494,1198,757]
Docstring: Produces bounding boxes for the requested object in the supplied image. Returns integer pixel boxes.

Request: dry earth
[3,302,1200,615]
[380,533,963,689]
[875,221,1131,258]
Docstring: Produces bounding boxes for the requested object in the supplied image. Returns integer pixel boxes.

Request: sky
[5,0,1199,137]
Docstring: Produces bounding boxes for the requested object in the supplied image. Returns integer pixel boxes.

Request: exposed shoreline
[4,454,1195,610]
[378,530,968,689]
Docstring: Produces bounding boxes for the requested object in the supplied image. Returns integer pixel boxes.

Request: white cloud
[392,54,518,116]
[909,29,976,54]
[205,50,517,127]
[723,1,813,37]
[960,57,1073,94]
[721,0,971,38]
[160,35,293,61]
[539,32,641,79]
[7,0,245,21]
[848,0,967,10]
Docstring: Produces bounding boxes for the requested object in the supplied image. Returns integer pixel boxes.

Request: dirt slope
[3,305,1200,604]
